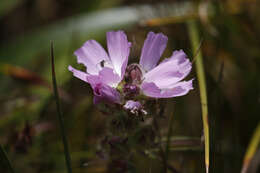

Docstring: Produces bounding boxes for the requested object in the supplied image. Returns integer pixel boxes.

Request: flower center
[94,83,102,96]
[123,84,140,97]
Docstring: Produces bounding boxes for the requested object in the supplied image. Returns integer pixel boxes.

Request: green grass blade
[187,20,210,173]
[0,144,15,173]
[50,42,72,173]
[241,122,260,173]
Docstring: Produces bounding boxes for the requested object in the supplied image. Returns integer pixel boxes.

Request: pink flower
[138,32,193,98]
[68,31,131,104]
[69,31,193,106]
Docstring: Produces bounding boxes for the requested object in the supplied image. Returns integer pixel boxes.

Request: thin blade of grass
[187,20,210,173]
[241,122,260,173]
[0,144,15,173]
[50,41,72,173]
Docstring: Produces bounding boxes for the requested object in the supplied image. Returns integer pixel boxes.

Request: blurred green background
[1,0,260,172]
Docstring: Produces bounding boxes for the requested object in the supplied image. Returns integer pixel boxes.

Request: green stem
[0,144,15,173]
[51,41,72,173]
[187,20,210,173]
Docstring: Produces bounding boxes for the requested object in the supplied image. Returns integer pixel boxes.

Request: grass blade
[0,144,15,173]
[241,122,260,173]
[187,20,210,173]
[50,41,72,173]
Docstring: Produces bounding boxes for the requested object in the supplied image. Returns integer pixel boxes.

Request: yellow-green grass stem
[241,122,260,173]
[187,20,210,173]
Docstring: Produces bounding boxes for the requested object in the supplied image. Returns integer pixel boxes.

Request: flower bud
[124,64,143,84]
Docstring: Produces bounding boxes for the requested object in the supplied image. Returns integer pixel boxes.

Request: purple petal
[139,32,168,72]
[92,83,121,104]
[69,66,122,104]
[143,50,192,89]
[85,67,121,88]
[141,80,193,98]
[86,75,102,88]
[98,67,121,87]
[74,40,109,75]
[87,67,121,88]
[106,31,131,78]
[68,65,88,82]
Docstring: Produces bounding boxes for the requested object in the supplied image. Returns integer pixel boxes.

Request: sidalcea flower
[134,32,193,98]
[68,31,131,104]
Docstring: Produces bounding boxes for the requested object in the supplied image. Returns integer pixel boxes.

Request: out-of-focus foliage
[0,0,24,19]
[0,0,260,173]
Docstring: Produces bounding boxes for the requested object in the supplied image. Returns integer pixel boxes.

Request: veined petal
[141,80,193,98]
[71,65,121,89]
[143,50,192,89]
[93,83,121,104]
[68,65,88,82]
[74,40,109,75]
[98,67,121,87]
[86,75,102,89]
[139,32,168,72]
[107,31,131,78]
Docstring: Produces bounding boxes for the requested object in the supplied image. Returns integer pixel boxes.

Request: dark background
[0,0,260,172]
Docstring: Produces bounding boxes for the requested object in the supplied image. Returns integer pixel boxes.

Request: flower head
[138,32,193,98]
[69,31,193,106]
[69,31,131,104]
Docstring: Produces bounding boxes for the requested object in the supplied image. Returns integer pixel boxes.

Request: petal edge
[141,80,193,98]
[139,32,168,72]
